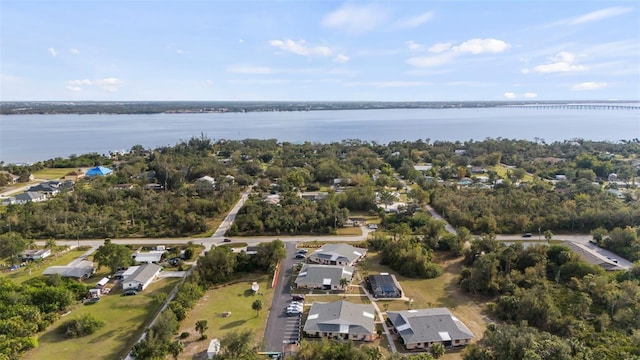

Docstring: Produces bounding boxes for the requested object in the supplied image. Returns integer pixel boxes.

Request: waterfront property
[386,308,474,350]
[303,300,376,341]
[307,243,367,267]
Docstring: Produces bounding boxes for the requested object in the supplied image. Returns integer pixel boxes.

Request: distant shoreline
[2,100,639,115]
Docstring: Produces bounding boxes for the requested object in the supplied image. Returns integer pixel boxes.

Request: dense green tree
[93,239,132,274]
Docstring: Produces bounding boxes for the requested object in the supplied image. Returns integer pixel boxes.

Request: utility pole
[538,227,541,242]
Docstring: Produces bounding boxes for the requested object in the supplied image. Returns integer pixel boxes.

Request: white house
[122,263,162,291]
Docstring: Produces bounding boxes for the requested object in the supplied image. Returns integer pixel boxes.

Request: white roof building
[122,263,162,291]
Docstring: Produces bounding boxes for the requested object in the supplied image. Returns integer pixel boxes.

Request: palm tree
[252,299,263,317]
[430,342,445,358]
[339,277,350,298]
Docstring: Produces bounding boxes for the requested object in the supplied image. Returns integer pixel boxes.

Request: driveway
[263,242,302,352]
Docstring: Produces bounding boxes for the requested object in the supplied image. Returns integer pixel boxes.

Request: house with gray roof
[386,308,474,350]
[1,191,48,205]
[295,264,354,290]
[43,260,96,280]
[308,243,367,266]
[303,300,376,341]
[122,263,162,291]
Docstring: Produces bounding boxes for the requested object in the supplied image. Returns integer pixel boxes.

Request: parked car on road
[295,254,306,259]
[296,249,308,254]
[122,290,137,296]
[223,238,232,242]
[522,233,532,238]
[292,294,305,301]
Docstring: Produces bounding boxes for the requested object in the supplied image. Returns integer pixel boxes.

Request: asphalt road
[263,242,302,352]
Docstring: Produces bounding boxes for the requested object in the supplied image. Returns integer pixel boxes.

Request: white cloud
[453,38,510,54]
[269,39,334,57]
[406,41,423,51]
[532,51,587,73]
[176,49,185,54]
[227,65,273,74]
[521,68,530,74]
[238,38,244,44]
[572,82,607,91]
[407,52,456,67]
[67,77,122,93]
[407,38,509,68]
[428,42,452,53]
[395,11,434,28]
[503,92,517,99]
[70,48,80,54]
[322,4,388,34]
[569,6,633,25]
[524,92,538,98]
[228,79,291,85]
[205,80,213,86]
[68,79,92,86]
[48,48,57,57]
[334,54,350,63]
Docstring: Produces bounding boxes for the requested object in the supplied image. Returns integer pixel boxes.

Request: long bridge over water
[503,104,640,110]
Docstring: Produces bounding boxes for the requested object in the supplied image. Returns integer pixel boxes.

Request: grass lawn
[24,278,179,360]
[177,275,274,359]
[192,214,226,237]
[359,251,489,360]
[33,168,77,180]
[336,227,363,236]
[0,249,86,285]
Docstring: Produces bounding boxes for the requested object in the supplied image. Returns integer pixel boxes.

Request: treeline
[460,235,640,359]
[229,193,349,235]
[1,177,240,238]
[592,226,640,262]
[0,275,89,359]
[430,182,640,234]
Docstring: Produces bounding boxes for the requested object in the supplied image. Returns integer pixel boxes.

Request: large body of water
[1,107,638,164]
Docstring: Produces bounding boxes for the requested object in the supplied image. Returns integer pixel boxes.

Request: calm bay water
[1,107,639,164]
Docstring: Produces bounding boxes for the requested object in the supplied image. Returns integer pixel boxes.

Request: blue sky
[1,1,639,101]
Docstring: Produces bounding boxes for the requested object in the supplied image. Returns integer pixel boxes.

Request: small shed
[96,277,110,288]
[207,338,221,359]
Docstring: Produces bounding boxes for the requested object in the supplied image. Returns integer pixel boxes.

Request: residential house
[1,191,48,205]
[386,308,474,350]
[86,166,113,177]
[413,164,433,173]
[295,264,354,290]
[308,243,367,266]
[43,260,96,280]
[303,300,376,341]
[27,181,61,195]
[19,249,52,261]
[197,176,216,187]
[555,175,567,181]
[132,250,164,264]
[122,263,162,291]
[64,169,86,182]
[366,273,403,299]
[0,171,20,184]
[300,191,328,201]
[470,166,486,174]
[608,173,618,182]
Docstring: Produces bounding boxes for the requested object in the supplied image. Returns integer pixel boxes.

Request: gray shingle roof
[304,300,375,336]
[387,308,474,344]
[309,243,366,265]
[127,263,162,284]
[295,264,353,287]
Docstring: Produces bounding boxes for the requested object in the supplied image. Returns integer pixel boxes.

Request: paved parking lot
[282,312,301,344]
